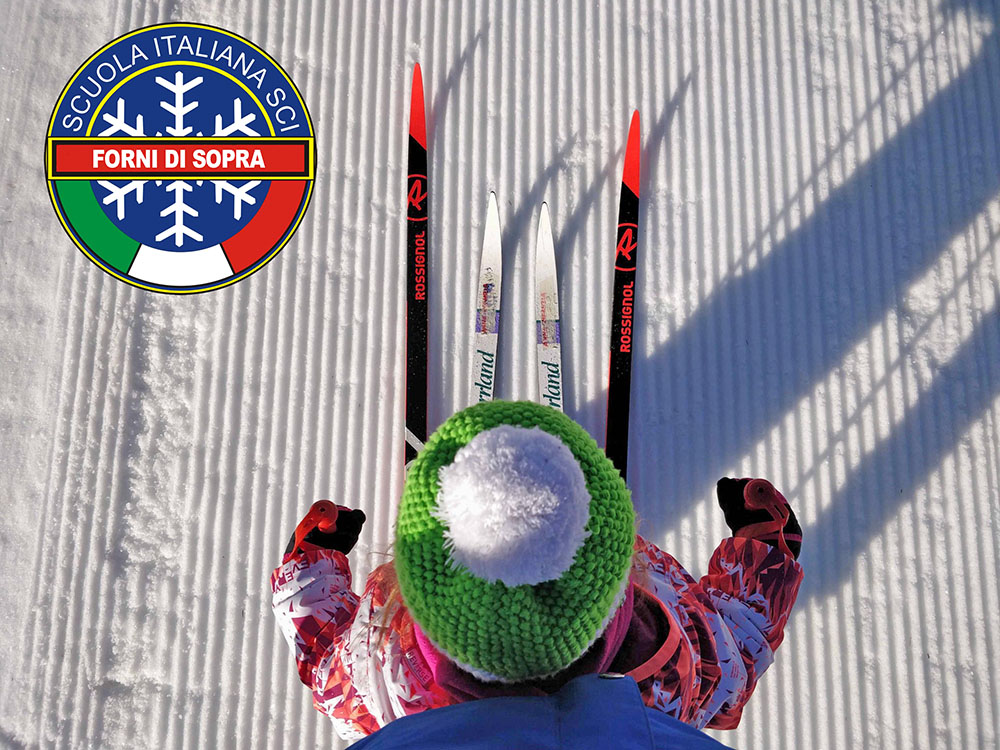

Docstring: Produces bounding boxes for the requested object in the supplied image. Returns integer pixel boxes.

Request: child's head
[394,400,635,683]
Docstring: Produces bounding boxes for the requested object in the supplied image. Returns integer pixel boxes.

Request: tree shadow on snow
[626,0,1000,603]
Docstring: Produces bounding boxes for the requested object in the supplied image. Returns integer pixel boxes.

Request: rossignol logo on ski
[615,224,637,271]
[408,178,428,303]
[617,281,634,353]
[45,23,315,293]
[407,179,428,212]
[412,230,427,301]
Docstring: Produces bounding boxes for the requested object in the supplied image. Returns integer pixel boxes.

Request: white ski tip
[535,203,554,271]
[482,191,502,265]
[487,191,499,225]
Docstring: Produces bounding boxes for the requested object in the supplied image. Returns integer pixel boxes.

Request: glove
[717,477,802,560]
[284,500,367,556]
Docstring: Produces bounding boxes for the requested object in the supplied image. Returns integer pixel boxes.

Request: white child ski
[471,192,502,403]
[535,202,564,411]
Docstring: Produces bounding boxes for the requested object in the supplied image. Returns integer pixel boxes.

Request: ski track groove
[963,2,1000,734]
[189,286,227,750]
[871,0,910,732]
[940,12,978,748]
[760,3,783,738]
[44,272,104,746]
[772,7,796,748]
[67,278,122,749]
[37,268,90,738]
[358,0,388,587]
[439,1,462,412]
[372,0,408,571]
[298,8,346,740]
[16,222,86,748]
[268,35,309,750]
[923,50,955,750]
[846,1,882,742]
[785,3,816,739]
[428,3,448,426]
[258,190,294,750]
[234,233,268,743]
[23,253,72,746]
[958,2,1000,729]
[4,2,1000,749]
[467,2,484,413]
[874,2,914,736]
[524,1,537,405]
[497,0,516,404]
[796,9,825,749]
[289,2,359,746]
[853,3,884,742]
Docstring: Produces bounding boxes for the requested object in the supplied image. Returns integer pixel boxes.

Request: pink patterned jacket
[271,535,803,741]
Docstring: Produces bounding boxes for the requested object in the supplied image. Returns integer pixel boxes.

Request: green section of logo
[54,181,140,273]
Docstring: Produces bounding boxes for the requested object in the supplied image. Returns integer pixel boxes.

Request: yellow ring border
[85,61,277,136]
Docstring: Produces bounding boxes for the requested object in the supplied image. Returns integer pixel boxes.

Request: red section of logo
[50,138,311,178]
[222,181,308,273]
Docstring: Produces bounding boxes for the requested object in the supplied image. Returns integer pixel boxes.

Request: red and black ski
[605,110,640,479]
[405,63,428,467]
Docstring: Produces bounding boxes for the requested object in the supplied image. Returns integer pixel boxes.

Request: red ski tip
[409,63,427,150]
[622,110,640,197]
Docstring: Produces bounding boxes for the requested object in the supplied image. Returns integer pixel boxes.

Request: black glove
[284,503,367,556]
[717,477,801,560]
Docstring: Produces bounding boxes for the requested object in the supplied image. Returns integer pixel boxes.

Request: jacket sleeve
[271,552,450,740]
[632,534,802,730]
[698,536,803,729]
[270,548,373,737]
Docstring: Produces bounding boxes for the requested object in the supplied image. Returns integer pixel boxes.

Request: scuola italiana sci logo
[46,23,315,293]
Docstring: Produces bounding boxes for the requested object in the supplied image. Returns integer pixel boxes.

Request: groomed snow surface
[2,1,1000,748]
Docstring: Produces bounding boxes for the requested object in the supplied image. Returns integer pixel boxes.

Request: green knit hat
[395,400,635,682]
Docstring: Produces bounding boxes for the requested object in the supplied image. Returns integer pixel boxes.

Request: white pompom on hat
[433,424,591,586]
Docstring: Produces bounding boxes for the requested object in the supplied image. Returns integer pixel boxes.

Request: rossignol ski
[405,64,428,467]
[605,111,640,478]
[471,192,502,403]
[535,202,563,411]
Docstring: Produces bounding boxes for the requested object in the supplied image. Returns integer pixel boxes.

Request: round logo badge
[46,23,315,293]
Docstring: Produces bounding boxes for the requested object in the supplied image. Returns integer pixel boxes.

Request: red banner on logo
[49,138,313,179]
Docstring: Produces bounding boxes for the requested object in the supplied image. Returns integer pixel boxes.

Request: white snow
[2,1,999,748]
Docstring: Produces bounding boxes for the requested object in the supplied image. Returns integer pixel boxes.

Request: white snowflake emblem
[97,70,265,248]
